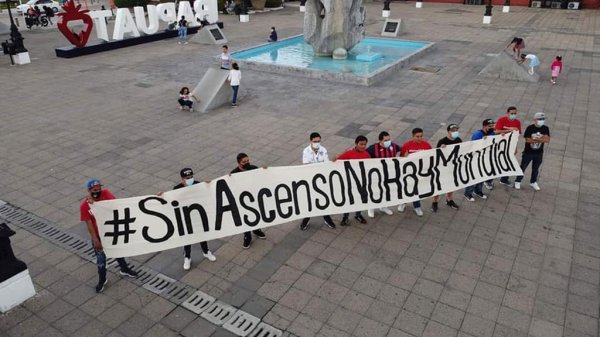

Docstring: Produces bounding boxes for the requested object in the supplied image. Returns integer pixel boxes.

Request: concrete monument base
[479,50,539,82]
[416,2,422,8]
[299,5,305,11]
[190,24,227,45]
[191,68,232,112]
[382,10,390,17]
[13,52,31,65]
[239,14,250,22]
[483,15,491,24]
[502,5,510,12]
[0,270,36,313]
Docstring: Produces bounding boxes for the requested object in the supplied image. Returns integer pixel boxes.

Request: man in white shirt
[300,132,336,230]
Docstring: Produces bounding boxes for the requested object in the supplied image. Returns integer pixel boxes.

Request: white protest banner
[92,132,522,258]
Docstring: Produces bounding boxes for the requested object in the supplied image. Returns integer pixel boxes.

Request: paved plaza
[1,2,600,337]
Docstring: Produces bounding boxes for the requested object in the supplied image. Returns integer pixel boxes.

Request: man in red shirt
[398,128,432,216]
[495,106,522,185]
[337,135,371,226]
[80,179,138,293]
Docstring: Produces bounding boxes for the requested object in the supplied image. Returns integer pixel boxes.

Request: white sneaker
[397,204,406,213]
[530,182,540,191]
[414,207,423,217]
[190,108,193,112]
[514,182,521,190]
[367,209,375,218]
[203,251,216,262]
[183,257,191,270]
[380,207,393,215]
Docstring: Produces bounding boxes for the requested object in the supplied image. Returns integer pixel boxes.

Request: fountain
[230,3,434,86]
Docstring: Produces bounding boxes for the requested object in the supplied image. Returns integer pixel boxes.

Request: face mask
[383,140,392,148]
[242,163,251,170]
[451,131,460,139]
[311,142,320,150]
[91,191,101,199]
[509,114,517,121]
[185,178,194,186]
[536,120,545,126]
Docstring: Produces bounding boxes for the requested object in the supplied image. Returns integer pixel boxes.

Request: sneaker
[380,207,393,215]
[184,41,188,44]
[242,239,251,249]
[397,204,406,213]
[178,41,182,44]
[484,181,494,190]
[367,209,375,218]
[180,106,183,111]
[95,278,108,293]
[340,217,350,226]
[464,194,475,202]
[325,220,336,229]
[414,207,424,217]
[446,200,459,210]
[254,230,267,239]
[530,182,541,191]
[498,179,512,187]
[514,182,521,190]
[183,257,191,270]
[232,103,237,107]
[474,191,488,199]
[119,268,138,278]
[203,251,216,262]
[355,214,367,224]
[431,202,438,213]
[300,219,310,231]
[189,108,193,112]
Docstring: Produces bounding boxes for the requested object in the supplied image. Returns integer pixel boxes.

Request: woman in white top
[227,63,241,107]
[220,45,231,70]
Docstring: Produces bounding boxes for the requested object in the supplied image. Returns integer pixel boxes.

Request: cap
[447,124,459,131]
[534,112,546,120]
[86,179,102,190]
[180,168,194,177]
[483,119,495,126]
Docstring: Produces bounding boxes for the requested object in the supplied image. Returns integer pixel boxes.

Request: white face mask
[383,140,392,148]
[311,142,321,150]
[185,178,194,186]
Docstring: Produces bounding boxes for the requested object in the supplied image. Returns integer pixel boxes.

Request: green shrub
[113,0,149,8]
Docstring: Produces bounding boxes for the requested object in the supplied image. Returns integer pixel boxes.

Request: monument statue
[303,0,366,56]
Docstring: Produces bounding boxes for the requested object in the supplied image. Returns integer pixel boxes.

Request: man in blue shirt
[464,119,495,200]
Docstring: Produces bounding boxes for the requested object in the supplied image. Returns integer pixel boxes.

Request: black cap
[447,124,459,131]
[483,119,495,126]
[180,168,193,177]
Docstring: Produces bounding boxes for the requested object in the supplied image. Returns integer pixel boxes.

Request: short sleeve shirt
[80,189,116,239]
[436,137,462,147]
[495,116,522,134]
[337,148,372,160]
[523,124,550,154]
[400,140,432,157]
[367,143,401,158]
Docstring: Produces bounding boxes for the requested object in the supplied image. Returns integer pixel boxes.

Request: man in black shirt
[514,112,550,191]
[433,124,461,212]
[175,168,216,270]
[230,153,267,248]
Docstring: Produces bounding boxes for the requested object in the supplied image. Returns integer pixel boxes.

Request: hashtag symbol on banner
[104,208,137,245]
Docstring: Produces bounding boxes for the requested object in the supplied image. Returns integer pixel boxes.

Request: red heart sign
[57,0,94,48]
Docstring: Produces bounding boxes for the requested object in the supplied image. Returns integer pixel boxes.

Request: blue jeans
[178,27,187,42]
[464,183,483,197]
[413,200,421,208]
[231,85,239,104]
[94,245,128,282]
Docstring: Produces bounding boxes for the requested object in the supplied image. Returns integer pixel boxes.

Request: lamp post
[1,0,30,64]
[483,0,492,24]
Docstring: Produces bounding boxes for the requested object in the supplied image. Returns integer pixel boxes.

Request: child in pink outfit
[551,56,562,84]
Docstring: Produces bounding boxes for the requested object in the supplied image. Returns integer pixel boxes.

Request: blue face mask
[311,142,320,150]
[509,114,517,121]
[451,131,460,139]
[536,120,545,127]
[383,140,392,148]
[185,178,194,186]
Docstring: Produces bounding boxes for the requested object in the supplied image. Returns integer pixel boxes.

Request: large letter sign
[57,0,218,47]
[91,133,523,258]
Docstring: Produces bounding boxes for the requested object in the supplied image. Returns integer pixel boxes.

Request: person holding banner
[337,135,371,226]
[231,153,267,248]
[514,112,550,191]
[80,179,138,293]
[174,168,217,270]
[465,119,496,200]
[366,131,399,218]
[431,124,462,212]
[300,132,337,231]
[496,107,522,186]
[399,128,432,217]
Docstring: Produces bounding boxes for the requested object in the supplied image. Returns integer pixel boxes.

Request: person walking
[337,135,371,226]
[399,128,432,216]
[80,179,138,293]
[230,153,267,248]
[228,63,241,107]
[465,119,496,199]
[299,132,336,230]
[496,106,522,186]
[178,16,188,44]
[432,124,461,212]
[550,56,563,84]
[514,112,551,191]
[174,168,216,270]
[220,45,231,69]
[366,131,399,218]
